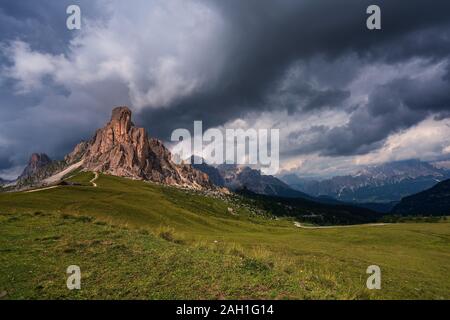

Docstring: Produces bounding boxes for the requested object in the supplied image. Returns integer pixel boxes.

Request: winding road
[24,186,60,193]
[293,221,388,229]
[90,172,99,187]
[23,172,99,193]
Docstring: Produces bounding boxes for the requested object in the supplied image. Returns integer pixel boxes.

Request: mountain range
[2,106,449,218]
[393,179,450,215]
[15,153,67,187]
[280,159,450,203]
[191,159,312,199]
[8,107,213,191]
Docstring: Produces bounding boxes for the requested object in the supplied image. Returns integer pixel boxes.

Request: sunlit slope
[0,173,282,236]
[0,172,449,299]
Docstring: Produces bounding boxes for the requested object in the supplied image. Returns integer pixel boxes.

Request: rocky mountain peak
[109,106,133,138]
[70,106,212,189]
[30,153,51,167]
[19,153,52,179]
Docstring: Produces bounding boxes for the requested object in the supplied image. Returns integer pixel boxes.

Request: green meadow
[0,173,449,299]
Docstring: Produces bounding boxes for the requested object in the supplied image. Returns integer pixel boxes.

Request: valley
[1,107,449,300]
[0,172,449,299]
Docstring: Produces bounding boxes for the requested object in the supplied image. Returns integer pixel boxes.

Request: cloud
[284,58,450,157]
[355,117,450,165]
[1,0,450,178]
[0,0,226,175]
[2,41,66,93]
[3,0,226,108]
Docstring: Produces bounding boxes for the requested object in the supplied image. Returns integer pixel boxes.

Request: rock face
[19,153,52,179]
[65,141,89,164]
[70,106,212,189]
[17,153,66,186]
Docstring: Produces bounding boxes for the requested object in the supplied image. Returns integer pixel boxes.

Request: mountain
[191,156,225,187]
[18,153,52,179]
[17,107,213,190]
[278,173,304,186]
[281,159,450,203]
[77,107,212,188]
[220,165,313,198]
[392,179,450,216]
[191,160,313,198]
[16,153,66,187]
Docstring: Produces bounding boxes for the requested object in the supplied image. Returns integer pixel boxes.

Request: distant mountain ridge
[281,159,450,203]
[16,153,66,187]
[392,179,450,215]
[191,159,313,199]
[18,153,52,179]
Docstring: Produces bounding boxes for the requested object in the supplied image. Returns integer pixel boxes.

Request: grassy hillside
[0,173,449,299]
[393,179,450,215]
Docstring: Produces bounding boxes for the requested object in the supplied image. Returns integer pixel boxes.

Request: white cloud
[2,0,226,109]
[355,117,450,165]
[3,41,66,93]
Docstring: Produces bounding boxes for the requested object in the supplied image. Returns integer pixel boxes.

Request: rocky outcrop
[65,141,88,165]
[19,153,51,179]
[15,107,213,190]
[71,106,213,189]
[17,153,66,187]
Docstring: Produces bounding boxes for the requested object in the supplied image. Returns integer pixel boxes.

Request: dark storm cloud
[269,77,352,114]
[140,0,450,139]
[1,0,450,177]
[0,1,121,174]
[0,0,105,53]
[286,73,450,157]
[0,151,13,170]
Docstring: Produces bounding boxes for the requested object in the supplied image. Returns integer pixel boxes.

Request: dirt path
[23,171,99,193]
[293,221,389,229]
[23,186,60,193]
[90,172,99,187]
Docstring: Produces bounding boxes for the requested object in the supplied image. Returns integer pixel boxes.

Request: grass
[0,172,449,299]
[63,170,95,185]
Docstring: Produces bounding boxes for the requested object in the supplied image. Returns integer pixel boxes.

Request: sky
[1,0,450,179]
